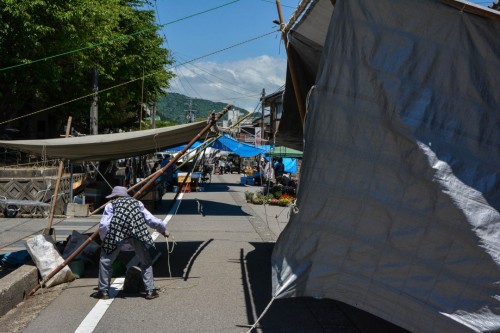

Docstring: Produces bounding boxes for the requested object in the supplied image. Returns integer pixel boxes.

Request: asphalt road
[0,173,407,333]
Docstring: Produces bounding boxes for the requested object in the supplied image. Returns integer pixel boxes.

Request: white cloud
[168,55,287,112]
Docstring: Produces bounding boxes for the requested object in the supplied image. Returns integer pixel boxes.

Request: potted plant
[244,191,254,203]
[252,191,265,205]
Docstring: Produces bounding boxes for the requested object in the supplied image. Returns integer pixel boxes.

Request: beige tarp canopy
[0,121,210,161]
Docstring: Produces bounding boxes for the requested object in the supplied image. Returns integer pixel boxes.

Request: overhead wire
[258,0,297,9]
[1,0,285,125]
[0,30,279,126]
[154,0,279,112]
[174,52,261,95]
[169,52,272,110]
[172,66,202,99]
[151,0,194,100]
[172,64,232,102]
[0,0,242,72]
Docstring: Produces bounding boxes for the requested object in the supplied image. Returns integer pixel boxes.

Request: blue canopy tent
[282,159,297,174]
[211,135,265,157]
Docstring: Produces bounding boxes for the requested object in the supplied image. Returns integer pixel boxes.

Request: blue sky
[155,0,296,62]
[146,0,493,112]
[145,0,297,111]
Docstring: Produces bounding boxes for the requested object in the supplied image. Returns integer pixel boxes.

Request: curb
[0,265,38,317]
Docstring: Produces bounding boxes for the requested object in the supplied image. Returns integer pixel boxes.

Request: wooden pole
[133,106,230,198]
[276,0,307,125]
[90,66,99,135]
[27,105,231,298]
[44,117,72,234]
[87,109,252,215]
[261,88,265,145]
[140,69,145,130]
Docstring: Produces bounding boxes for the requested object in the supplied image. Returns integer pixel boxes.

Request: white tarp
[0,121,209,161]
[272,0,500,332]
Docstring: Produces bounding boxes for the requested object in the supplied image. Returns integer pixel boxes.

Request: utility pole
[185,99,197,123]
[152,104,156,129]
[90,66,99,135]
[140,69,145,130]
[261,88,266,145]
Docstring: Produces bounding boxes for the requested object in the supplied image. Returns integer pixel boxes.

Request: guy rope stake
[26,105,231,298]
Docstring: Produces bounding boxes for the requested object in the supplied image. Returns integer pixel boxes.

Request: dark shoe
[91,291,109,300]
[145,290,159,300]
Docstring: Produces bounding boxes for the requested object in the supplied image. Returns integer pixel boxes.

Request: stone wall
[0,167,84,216]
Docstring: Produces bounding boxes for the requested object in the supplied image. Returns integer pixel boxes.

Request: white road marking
[74,278,124,333]
[164,192,183,227]
[74,193,183,333]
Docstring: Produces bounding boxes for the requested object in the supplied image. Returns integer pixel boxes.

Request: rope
[90,162,114,191]
[160,134,212,279]
[41,146,47,167]
[245,295,277,333]
[0,159,59,169]
[153,133,160,153]
[165,234,176,279]
[0,29,277,126]
[158,133,213,280]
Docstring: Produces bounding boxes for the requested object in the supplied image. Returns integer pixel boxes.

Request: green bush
[271,185,283,199]
[244,191,254,202]
[252,197,264,205]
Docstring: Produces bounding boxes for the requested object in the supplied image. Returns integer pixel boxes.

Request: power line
[258,0,296,9]
[0,30,278,125]
[167,48,283,111]
[174,66,203,99]
[0,0,241,72]
[171,30,278,68]
[172,56,249,100]
[178,53,263,95]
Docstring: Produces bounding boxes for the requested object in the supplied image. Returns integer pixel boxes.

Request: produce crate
[177,172,191,184]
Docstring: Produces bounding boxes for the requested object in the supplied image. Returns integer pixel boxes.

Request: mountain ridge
[156,92,253,124]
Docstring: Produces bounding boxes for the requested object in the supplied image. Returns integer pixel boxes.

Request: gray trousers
[98,238,155,293]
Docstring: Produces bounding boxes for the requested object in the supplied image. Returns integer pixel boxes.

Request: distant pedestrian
[92,186,169,300]
[274,157,285,178]
[151,161,160,174]
[263,158,275,184]
[218,159,226,174]
[124,159,132,186]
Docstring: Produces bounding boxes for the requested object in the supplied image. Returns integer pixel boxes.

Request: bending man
[92,186,168,300]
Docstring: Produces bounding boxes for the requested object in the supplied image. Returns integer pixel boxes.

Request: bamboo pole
[140,69,145,131]
[75,107,250,216]
[44,116,72,235]
[27,105,231,298]
[440,0,500,21]
[276,0,307,125]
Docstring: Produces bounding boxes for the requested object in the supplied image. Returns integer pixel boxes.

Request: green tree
[0,0,173,136]
[157,92,249,124]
